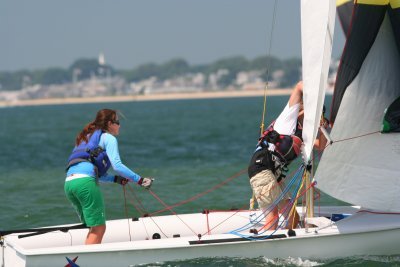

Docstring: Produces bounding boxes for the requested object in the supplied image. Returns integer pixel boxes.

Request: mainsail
[315,0,400,212]
[301,0,336,162]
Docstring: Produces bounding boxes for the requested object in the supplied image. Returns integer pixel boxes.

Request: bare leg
[85,225,106,244]
[262,207,279,230]
[280,199,300,229]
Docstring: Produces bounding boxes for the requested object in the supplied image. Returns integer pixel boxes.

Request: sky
[0,0,345,72]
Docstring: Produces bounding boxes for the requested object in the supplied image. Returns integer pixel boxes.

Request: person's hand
[138,177,154,189]
[114,175,129,185]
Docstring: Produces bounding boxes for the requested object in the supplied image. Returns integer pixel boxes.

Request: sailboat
[1,0,400,266]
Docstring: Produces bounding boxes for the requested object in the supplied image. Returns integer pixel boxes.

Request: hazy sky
[0,0,345,72]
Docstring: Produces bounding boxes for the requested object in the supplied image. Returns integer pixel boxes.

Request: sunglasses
[112,119,120,125]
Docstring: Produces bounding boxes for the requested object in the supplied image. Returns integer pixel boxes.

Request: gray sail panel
[315,14,400,212]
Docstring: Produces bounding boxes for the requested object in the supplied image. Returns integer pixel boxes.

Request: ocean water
[0,96,398,266]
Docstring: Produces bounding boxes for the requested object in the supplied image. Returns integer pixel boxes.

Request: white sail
[300,0,336,162]
[315,14,400,212]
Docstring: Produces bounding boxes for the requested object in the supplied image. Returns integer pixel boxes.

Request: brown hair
[75,109,117,145]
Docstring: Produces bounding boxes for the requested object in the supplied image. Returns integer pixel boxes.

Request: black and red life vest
[248,121,303,179]
[258,121,303,163]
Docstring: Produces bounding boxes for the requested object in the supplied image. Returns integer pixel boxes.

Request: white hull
[2,206,400,266]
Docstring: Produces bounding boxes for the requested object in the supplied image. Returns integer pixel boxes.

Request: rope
[332,130,381,144]
[126,185,148,216]
[148,189,199,237]
[201,210,243,237]
[259,0,278,135]
[118,168,248,240]
[124,184,168,239]
[231,165,305,234]
[251,0,279,210]
[245,169,315,240]
[149,168,246,216]
[117,128,381,241]
[122,186,132,241]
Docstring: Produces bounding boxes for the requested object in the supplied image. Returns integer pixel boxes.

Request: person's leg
[65,181,86,225]
[277,178,300,230]
[279,199,300,229]
[86,225,106,244]
[81,181,106,244]
[262,206,279,230]
[250,170,282,230]
[70,178,106,244]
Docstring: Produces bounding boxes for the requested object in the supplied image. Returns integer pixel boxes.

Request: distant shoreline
[0,89,291,108]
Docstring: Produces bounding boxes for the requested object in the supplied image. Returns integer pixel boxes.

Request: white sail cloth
[315,15,400,212]
[300,0,336,162]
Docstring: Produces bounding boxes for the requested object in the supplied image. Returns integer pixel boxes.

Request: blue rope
[228,164,305,240]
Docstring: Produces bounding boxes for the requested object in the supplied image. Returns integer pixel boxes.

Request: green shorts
[64,177,106,227]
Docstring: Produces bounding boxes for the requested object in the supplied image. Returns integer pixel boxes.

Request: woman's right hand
[138,177,154,189]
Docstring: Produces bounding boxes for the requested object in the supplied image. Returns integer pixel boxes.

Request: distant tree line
[0,56,301,91]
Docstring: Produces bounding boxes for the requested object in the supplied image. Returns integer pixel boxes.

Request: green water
[0,96,398,266]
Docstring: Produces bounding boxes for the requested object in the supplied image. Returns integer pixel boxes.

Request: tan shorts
[250,169,284,209]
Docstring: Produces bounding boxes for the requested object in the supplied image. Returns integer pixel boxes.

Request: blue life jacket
[66,130,111,177]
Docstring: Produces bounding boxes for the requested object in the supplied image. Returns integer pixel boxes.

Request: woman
[65,109,153,244]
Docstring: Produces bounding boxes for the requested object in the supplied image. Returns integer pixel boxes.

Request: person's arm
[288,81,303,107]
[314,119,330,152]
[273,81,304,136]
[98,134,141,183]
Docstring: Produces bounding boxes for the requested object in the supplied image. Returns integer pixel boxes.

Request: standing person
[248,82,304,230]
[65,109,153,245]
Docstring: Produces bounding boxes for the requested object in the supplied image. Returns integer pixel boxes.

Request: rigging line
[332,130,381,144]
[199,208,260,237]
[124,184,169,238]
[141,214,170,239]
[252,0,278,210]
[122,186,132,241]
[149,168,247,216]
[307,130,381,164]
[205,167,304,237]
[124,190,146,216]
[233,166,305,233]
[281,170,316,229]
[205,206,265,235]
[259,166,304,231]
[282,169,304,229]
[260,0,279,135]
[122,184,168,238]
[148,189,199,237]
[254,164,304,226]
[200,210,242,236]
[126,185,148,216]
[233,210,287,240]
[249,151,305,211]
[205,211,211,235]
[140,216,151,240]
[233,171,315,240]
